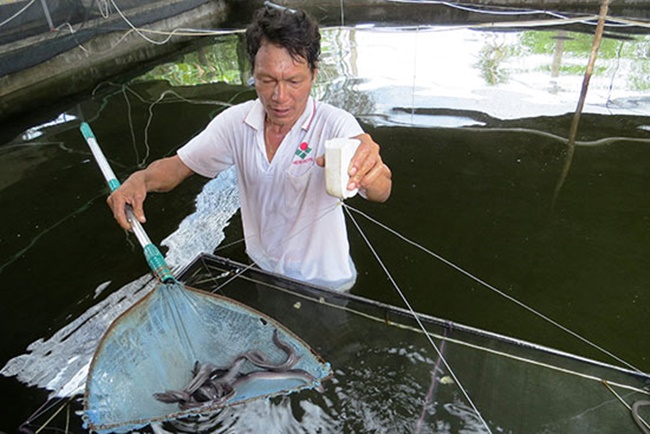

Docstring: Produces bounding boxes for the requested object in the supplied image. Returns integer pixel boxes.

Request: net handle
[80,122,176,283]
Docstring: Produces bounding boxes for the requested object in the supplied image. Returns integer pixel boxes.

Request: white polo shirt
[177,97,364,290]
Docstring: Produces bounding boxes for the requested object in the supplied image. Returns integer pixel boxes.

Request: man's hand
[106,156,194,230]
[107,171,148,230]
[317,133,392,202]
[347,133,392,202]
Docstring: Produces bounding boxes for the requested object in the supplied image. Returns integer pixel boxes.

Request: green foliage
[480,29,650,90]
[519,29,643,59]
[134,36,244,86]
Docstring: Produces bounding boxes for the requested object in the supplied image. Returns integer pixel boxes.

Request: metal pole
[39,0,54,30]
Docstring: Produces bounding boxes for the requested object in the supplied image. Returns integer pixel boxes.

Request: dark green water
[1,25,649,432]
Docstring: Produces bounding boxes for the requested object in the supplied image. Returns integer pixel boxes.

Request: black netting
[0,0,211,76]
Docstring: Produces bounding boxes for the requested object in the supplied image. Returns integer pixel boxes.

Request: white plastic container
[325,138,361,199]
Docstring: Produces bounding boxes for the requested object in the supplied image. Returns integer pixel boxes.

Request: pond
[1,18,649,433]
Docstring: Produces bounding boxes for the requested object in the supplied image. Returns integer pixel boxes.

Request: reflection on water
[151,346,487,434]
[0,275,154,394]
[1,22,650,433]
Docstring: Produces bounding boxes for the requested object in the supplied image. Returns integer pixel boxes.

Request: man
[107,6,392,290]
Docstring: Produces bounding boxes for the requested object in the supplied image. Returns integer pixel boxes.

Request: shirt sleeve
[177,104,244,178]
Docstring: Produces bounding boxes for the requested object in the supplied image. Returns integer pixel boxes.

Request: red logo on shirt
[295,142,312,159]
[293,157,314,165]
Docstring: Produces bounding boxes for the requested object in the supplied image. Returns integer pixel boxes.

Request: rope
[388,0,583,19]
[19,396,75,434]
[108,0,241,45]
[415,330,448,433]
[0,0,36,28]
[602,381,650,433]
[343,204,493,433]
[632,400,650,434]
[212,261,258,293]
[214,264,650,397]
[343,204,643,374]
[386,0,650,29]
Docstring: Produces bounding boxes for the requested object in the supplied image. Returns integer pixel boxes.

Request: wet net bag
[84,282,331,433]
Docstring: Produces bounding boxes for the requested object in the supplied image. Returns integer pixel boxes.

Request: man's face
[253,41,316,129]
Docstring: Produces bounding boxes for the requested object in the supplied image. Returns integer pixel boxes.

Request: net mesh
[84,281,331,433]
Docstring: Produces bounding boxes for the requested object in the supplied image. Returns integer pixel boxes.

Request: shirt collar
[244,97,316,132]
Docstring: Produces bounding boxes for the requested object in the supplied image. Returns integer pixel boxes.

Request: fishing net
[84,281,331,433]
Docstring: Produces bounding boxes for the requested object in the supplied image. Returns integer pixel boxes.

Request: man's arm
[107,155,194,230]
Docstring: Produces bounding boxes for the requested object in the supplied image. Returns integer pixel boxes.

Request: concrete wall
[0,0,231,121]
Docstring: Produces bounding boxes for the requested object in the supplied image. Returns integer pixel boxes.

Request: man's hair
[245,6,321,73]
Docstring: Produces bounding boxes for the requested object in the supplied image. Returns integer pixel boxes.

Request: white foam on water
[161,168,240,269]
[152,396,340,434]
[0,275,156,397]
